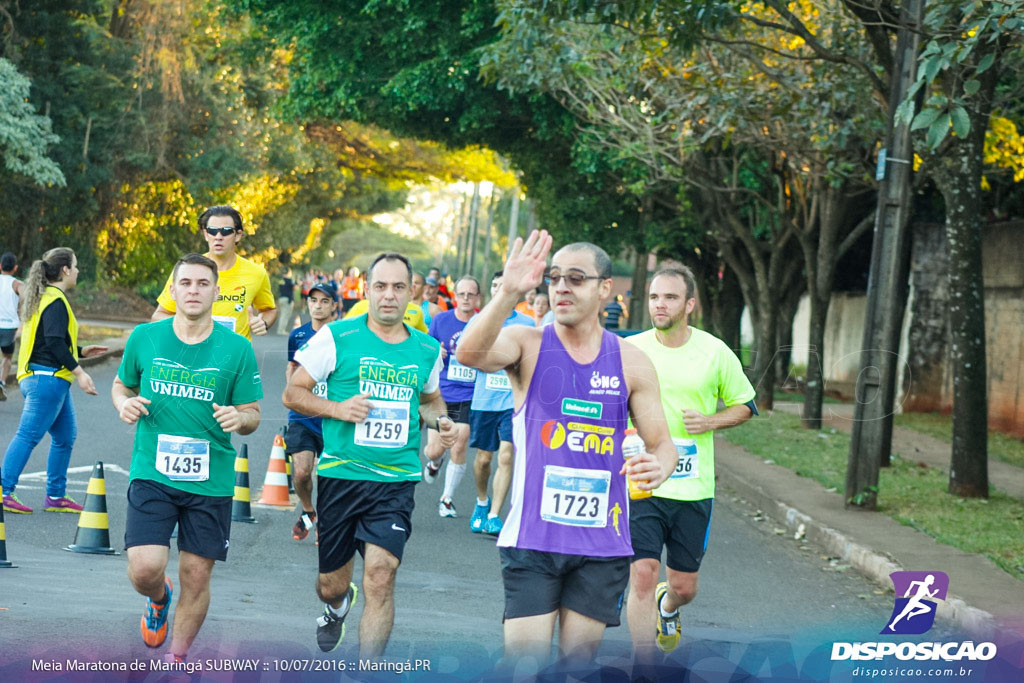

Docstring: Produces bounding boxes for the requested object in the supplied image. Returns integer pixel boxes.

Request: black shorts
[285,421,323,456]
[317,477,415,573]
[341,298,359,313]
[630,497,713,573]
[0,327,14,354]
[438,400,471,425]
[499,547,629,626]
[468,409,513,452]
[125,479,232,561]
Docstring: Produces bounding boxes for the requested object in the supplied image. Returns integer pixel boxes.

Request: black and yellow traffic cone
[0,501,16,568]
[65,461,118,555]
[231,444,257,523]
[281,427,295,493]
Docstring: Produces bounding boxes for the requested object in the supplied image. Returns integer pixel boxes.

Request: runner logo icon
[881,570,949,635]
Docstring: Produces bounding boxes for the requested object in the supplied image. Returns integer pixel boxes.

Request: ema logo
[540,420,567,449]
[881,571,949,635]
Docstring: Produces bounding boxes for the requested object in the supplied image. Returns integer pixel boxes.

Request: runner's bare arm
[457,229,552,372]
[213,401,260,435]
[151,304,173,321]
[623,345,676,490]
[682,403,753,435]
[283,365,371,422]
[112,376,151,425]
[418,389,456,448]
[286,360,299,382]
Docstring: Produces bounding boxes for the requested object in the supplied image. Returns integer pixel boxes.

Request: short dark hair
[198,205,243,233]
[0,252,15,271]
[559,242,612,279]
[652,266,697,300]
[369,252,413,284]
[492,269,503,280]
[172,253,219,284]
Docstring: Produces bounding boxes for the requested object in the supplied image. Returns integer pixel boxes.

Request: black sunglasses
[204,227,238,237]
[545,270,605,287]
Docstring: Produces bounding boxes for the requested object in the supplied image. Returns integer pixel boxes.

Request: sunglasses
[204,227,238,237]
[545,270,605,287]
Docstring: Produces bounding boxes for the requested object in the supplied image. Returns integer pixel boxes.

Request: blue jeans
[1,365,78,497]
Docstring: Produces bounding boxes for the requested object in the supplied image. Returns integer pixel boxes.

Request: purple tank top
[497,325,632,557]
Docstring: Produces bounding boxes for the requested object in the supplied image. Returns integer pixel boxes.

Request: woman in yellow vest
[1,248,107,515]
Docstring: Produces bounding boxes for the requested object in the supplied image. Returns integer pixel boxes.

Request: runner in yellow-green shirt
[152,206,276,339]
[626,266,757,661]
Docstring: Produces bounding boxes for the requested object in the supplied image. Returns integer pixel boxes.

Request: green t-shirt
[294,317,442,482]
[118,319,263,496]
[629,327,755,501]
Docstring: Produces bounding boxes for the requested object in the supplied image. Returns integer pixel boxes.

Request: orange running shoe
[141,577,174,647]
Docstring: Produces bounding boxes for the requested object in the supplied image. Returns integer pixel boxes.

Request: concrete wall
[739,220,1024,435]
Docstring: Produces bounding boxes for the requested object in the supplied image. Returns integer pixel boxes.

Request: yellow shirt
[156,254,275,340]
[343,299,428,333]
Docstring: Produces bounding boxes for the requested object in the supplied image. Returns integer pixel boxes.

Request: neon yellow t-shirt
[343,299,428,333]
[157,254,275,340]
[629,327,755,501]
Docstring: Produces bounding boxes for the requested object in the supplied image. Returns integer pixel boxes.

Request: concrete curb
[714,442,1004,638]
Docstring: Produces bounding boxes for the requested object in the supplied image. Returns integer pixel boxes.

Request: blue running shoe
[483,516,503,535]
[470,500,490,533]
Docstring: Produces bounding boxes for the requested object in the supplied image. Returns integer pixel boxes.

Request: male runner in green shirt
[112,253,263,664]
[283,251,457,657]
[627,266,756,661]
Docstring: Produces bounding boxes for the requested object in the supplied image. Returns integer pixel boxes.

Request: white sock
[442,462,466,500]
[329,591,351,617]
[477,497,490,507]
[659,591,678,618]
[487,512,499,519]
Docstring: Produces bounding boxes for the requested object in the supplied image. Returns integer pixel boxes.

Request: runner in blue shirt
[285,283,338,541]
[422,276,481,518]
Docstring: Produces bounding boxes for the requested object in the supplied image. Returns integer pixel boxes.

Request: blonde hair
[19,247,75,321]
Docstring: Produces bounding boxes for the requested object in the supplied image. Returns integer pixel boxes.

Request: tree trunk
[775,283,804,387]
[712,264,743,352]
[802,292,830,429]
[751,288,778,411]
[628,245,648,330]
[933,134,989,499]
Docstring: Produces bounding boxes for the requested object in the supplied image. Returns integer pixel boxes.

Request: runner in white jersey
[0,252,24,400]
[458,232,676,667]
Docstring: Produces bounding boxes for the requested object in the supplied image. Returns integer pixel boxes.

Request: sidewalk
[714,413,1024,639]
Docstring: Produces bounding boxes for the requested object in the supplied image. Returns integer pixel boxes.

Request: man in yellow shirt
[152,206,276,339]
[343,297,428,333]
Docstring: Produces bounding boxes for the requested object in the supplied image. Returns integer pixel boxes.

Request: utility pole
[481,187,498,283]
[465,182,481,278]
[846,0,924,509]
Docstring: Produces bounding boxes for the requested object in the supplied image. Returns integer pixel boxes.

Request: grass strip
[724,411,1024,582]
[894,412,1024,469]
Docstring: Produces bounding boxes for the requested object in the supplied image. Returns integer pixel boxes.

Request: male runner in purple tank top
[458,230,677,666]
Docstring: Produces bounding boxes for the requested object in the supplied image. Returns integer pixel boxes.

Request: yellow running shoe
[655,581,681,653]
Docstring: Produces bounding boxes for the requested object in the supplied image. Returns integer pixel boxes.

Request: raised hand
[502,230,552,298]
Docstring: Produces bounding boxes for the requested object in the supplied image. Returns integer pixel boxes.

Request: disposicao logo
[882,571,948,635]
[831,570,997,663]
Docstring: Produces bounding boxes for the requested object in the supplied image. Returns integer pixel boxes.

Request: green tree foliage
[0,58,65,187]
[232,0,662,258]
[0,0,512,296]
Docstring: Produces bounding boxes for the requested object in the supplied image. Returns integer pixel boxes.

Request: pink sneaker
[43,495,84,513]
[2,491,33,514]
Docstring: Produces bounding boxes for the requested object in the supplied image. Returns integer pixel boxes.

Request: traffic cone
[282,427,295,493]
[231,445,257,523]
[65,461,119,555]
[0,502,16,568]
[257,434,292,507]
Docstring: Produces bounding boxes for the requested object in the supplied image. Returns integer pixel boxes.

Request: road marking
[20,464,130,481]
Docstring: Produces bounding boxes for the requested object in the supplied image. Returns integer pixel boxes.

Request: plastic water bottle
[622,428,652,499]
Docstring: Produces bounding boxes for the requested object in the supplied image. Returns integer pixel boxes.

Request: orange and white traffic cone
[257,433,292,507]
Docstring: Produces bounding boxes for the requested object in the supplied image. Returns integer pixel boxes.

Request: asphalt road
[0,332,901,679]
